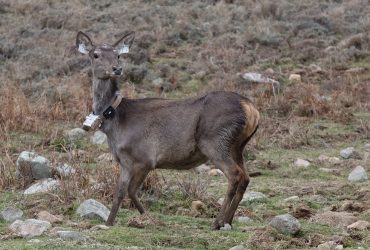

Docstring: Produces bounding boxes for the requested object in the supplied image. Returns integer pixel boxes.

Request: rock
[240,72,280,95]
[91,131,107,145]
[236,216,253,224]
[308,194,328,204]
[318,155,341,164]
[16,151,52,180]
[56,230,83,241]
[229,245,246,250]
[364,143,370,149]
[317,241,342,250]
[9,219,51,238]
[66,128,86,141]
[0,207,23,222]
[240,191,267,205]
[293,159,311,168]
[91,224,110,231]
[24,178,60,195]
[241,72,279,85]
[194,164,211,174]
[217,198,224,206]
[269,214,300,235]
[220,223,232,231]
[27,239,42,244]
[37,211,63,224]
[191,200,206,214]
[56,163,76,177]
[311,211,357,227]
[348,166,368,182]
[208,169,224,176]
[347,220,370,230]
[97,153,113,162]
[283,196,299,202]
[76,199,110,222]
[288,74,301,83]
[339,147,354,159]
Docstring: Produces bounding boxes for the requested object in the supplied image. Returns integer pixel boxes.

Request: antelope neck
[92,78,122,118]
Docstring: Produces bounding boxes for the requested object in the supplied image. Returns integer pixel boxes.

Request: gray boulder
[269,214,301,235]
[76,199,110,222]
[0,207,23,222]
[340,147,357,159]
[66,128,86,141]
[56,163,76,177]
[91,131,107,145]
[24,178,60,195]
[240,191,267,205]
[9,219,51,238]
[16,151,52,180]
[348,166,368,182]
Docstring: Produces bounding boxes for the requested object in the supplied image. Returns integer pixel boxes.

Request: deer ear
[113,31,135,55]
[76,31,94,55]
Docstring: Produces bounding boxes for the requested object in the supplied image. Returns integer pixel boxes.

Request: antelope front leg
[106,168,129,226]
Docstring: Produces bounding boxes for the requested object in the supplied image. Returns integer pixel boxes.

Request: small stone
[318,155,341,164]
[293,159,310,168]
[24,178,60,195]
[348,166,368,182]
[240,191,267,205]
[288,74,301,83]
[237,216,253,224]
[16,151,52,180]
[217,198,224,206]
[283,196,299,202]
[220,223,232,231]
[229,245,246,250]
[265,68,274,74]
[340,147,354,159]
[56,163,76,177]
[0,207,23,222]
[347,220,370,230]
[76,199,110,222]
[194,164,211,174]
[269,214,301,235]
[37,211,63,224]
[91,224,110,230]
[191,200,206,214]
[57,230,83,241]
[9,219,51,238]
[364,143,370,149]
[91,131,107,145]
[66,128,86,141]
[317,241,338,250]
[97,153,113,162]
[208,169,224,176]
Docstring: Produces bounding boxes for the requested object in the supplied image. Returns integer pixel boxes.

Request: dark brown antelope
[76,31,260,230]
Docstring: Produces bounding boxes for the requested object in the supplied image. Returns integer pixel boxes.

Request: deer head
[76,31,135,79]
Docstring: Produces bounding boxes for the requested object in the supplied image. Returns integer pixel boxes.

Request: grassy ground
[1,0,370,249]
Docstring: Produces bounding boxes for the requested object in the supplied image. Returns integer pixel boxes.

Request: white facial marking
[78,43,89,54]
[119,44,129,54]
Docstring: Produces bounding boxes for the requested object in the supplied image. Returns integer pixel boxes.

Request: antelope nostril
[113,66,122,75]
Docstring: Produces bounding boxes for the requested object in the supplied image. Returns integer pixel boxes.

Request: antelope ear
[76,31,94,55]
[113,31,135,55]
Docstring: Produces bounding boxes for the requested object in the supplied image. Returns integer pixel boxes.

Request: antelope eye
[93,53,99,59]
